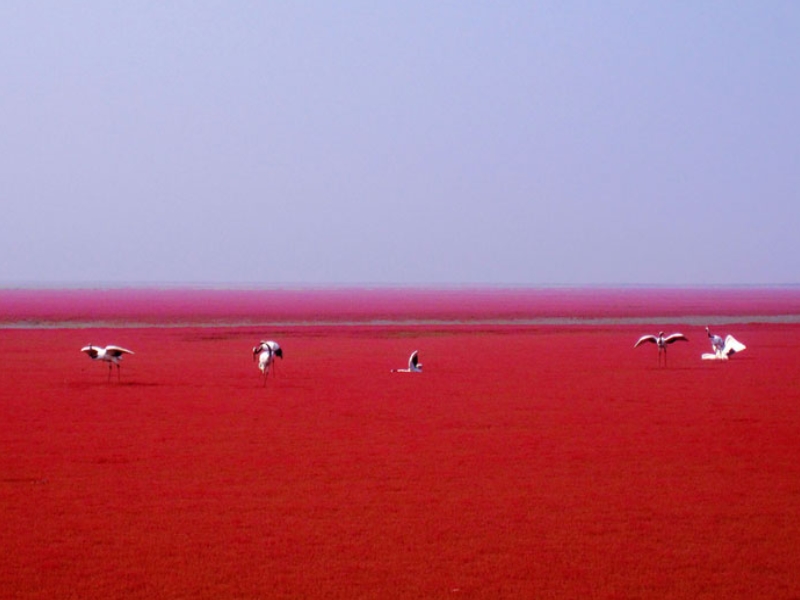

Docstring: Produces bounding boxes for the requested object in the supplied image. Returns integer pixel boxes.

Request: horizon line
[2,282,799,291]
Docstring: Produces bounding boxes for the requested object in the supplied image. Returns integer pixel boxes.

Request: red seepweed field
[1,288,800,598]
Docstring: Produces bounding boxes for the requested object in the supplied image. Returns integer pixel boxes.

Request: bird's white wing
[81,345,99,358]
[105,345,134,357]
[409,351,419,368]
[723,335,746,356]
[634,335,657,348]
[663,333,688,345]
[258,349,273,366]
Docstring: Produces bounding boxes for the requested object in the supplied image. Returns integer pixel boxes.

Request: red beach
[1,288,799,598]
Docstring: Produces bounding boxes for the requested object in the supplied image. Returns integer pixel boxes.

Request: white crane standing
[634,332,688,367]
[81,344,135,382]
[253,340,283,385]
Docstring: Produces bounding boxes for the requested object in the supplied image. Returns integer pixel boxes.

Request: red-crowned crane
[253,340,283,385]
[706,327,725,354]
[702,328,746,360]
[634,332,688,367]
[81,344,135,382]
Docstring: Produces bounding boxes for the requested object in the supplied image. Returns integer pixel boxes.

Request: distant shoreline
[1,287,798,328]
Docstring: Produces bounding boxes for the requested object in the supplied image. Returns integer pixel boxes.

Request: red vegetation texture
[1,286,798,325]
[1,288,800,598]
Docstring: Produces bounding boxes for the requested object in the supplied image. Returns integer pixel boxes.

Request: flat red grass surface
[2,289,800,598]
[1,286,798,325]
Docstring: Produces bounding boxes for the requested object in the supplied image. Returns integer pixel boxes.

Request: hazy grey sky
[1,2,798,286]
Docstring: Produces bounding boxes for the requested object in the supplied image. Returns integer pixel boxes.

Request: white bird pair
[80,340,287,387]
[634,327,748,366]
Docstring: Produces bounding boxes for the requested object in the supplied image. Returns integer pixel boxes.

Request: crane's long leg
[108,363,112,382]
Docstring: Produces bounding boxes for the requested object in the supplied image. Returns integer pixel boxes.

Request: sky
[1,2,798,287]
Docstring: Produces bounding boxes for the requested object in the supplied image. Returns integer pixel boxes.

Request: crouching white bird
[392,350,423,373]
[81,344,135,382]
[634,332,688,367]
[253,340,283,385]
[702,328,746,360]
